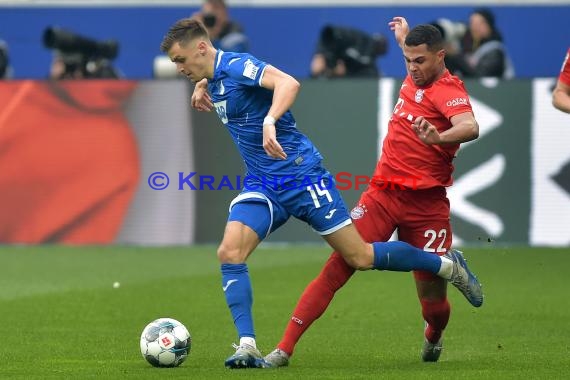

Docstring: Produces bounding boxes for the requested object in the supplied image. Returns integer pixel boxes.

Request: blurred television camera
[312,24,388,78]
[430,18,467,55]
[43,27,121,79]
[0,39,11,79]
[429,18,474,76]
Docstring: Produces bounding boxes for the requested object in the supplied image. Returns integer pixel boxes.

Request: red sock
[420,298,451,343]
[277,252,355,356]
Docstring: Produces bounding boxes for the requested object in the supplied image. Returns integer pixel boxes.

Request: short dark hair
[404,24,444,52]
[160,18,209,53]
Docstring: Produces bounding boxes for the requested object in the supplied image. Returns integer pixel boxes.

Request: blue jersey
[208,50,324,182]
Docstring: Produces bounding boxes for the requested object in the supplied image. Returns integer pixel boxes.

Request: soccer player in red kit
[552,48,570,113]
[261,17,481,367]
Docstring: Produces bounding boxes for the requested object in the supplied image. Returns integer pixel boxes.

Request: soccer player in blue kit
[160,18,483,369]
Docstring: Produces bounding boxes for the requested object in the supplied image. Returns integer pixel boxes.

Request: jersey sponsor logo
[350,204,367,219]
[214,100,228,124]
[446,97,469,107]
[390,97,418,123]
[242,59,259,80]
[414,89,424,103]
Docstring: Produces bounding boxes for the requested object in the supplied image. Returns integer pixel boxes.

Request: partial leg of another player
[415,275,449,362]
[263,252,356,367]
[415,247,484,362]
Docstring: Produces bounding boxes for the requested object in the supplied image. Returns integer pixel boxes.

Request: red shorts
[351,186,452,281]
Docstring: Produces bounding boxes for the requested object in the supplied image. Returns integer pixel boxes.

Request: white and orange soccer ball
[139,318,191,367]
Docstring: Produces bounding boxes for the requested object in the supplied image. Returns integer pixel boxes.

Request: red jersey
[559,48,570,86]
[373,70,473,189]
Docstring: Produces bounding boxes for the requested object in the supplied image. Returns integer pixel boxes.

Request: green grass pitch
[1,245,569,379]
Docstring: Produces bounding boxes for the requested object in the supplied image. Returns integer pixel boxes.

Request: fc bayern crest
[415,89,424,103]
[350,205,367,219]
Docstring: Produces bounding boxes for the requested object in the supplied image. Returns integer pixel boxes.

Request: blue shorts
[228,171,351,240]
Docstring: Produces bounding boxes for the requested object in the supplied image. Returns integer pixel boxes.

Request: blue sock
[372,241,441,273]
[221,263,255,339]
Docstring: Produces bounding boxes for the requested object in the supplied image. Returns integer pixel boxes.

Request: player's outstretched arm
[388,16,410,49]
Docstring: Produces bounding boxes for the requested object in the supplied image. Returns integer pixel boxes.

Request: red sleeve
[430,76,473,120]
[559,48,570,86]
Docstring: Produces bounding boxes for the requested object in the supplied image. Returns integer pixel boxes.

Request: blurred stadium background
[0,1,569,378]
[0,0,568,246]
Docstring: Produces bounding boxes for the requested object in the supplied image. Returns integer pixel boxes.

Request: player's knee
[216,244,243,264]
[343,254,372,271]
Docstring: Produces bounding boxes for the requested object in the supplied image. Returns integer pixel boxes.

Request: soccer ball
[139,318,191,367]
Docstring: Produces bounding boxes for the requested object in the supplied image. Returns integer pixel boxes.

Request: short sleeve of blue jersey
[224,55,267,88]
